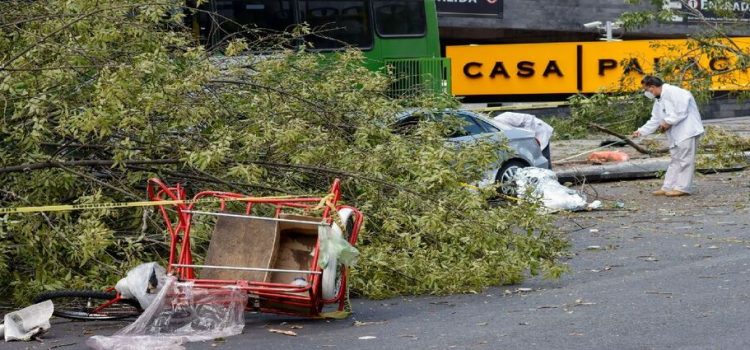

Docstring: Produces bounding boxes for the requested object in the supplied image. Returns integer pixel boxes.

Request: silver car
[394,109,549,194]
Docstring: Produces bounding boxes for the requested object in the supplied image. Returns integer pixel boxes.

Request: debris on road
[645,291,673,296]
[353,320,387,327]
[114,262,167,310]
[513,167,591,211]
[638,255,659,262]
[279,322,303,329]
[587,150,630,164]
[269,329,298,336]
[1,300,53,342]
[87,276,246,350]
[574,299,596,306]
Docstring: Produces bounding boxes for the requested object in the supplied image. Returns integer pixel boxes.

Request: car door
[447,111,510,188]
[461,111,512,161]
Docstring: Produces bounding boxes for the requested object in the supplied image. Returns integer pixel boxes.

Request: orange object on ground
[587,151,630,163]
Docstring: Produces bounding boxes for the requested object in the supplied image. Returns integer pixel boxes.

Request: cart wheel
[322,208,354,300]
[33,290,142,321]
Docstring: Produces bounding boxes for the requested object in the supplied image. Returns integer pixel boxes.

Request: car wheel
[496,160,528,196]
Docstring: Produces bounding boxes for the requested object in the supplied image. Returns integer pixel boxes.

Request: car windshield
[393,110,494,138]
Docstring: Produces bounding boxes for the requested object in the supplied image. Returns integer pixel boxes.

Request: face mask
[644,91,655,100]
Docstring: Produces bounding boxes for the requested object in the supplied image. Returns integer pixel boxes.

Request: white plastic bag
[88,276,247,350]
[318,223,359,270]
[1,300,53,342]
[514,167,588,212]
[115,262,167,310]
[319,208,360,300]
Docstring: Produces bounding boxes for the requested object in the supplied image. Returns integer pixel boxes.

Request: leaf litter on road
[353,320,387,327]
[269,329,297,336]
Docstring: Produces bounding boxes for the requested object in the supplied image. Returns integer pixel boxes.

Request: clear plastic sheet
[88,276,247,350]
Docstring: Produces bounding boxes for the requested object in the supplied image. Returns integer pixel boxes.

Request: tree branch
[587,123,662,155]
[124,164,294,194]
[0,157,428,200]
[0,159,179,174]
[245,160,427,198]
[52,161,142,200]
[209,79,329,112]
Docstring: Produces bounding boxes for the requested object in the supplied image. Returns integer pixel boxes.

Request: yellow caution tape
[459,182,480,190]
[0,195,309,215]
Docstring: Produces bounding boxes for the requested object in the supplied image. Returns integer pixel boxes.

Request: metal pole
[183,210,328,226]
[171,263,322,275]
[605,21,613,41]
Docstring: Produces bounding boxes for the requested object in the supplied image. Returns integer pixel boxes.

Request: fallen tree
[0,0,567,304]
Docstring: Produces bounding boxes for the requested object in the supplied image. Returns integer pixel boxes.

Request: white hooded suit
[637,84,704,193]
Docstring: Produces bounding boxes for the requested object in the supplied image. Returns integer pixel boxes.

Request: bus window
[193,0,296,47]
[298,0,372,50]
[372,0,425,37]
[214,0,294,33]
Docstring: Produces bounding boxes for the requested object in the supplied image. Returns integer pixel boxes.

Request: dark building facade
[437,0,750,44]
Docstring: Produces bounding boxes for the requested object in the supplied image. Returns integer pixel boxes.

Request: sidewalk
[552,117,750,183]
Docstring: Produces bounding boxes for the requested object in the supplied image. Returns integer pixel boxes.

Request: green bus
[191,0,450,96]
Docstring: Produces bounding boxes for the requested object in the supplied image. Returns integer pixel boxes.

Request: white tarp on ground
[514,167,595,212]
[88,276,247,350]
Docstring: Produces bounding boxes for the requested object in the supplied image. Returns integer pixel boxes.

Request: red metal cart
[146,177,363,317]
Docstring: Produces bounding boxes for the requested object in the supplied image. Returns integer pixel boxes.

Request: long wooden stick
[587,123,662,155]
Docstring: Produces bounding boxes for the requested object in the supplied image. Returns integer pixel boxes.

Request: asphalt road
[6,169,750,350]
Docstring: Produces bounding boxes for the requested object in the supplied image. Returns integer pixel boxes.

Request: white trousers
[662,136,699,193]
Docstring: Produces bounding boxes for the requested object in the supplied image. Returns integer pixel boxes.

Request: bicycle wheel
[34,290,142,321]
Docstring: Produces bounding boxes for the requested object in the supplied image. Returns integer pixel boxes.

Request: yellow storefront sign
[446,38,750,96]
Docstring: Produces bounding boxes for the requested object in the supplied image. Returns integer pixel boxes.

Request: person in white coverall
[631,75,704,197]
[493,112,554,169]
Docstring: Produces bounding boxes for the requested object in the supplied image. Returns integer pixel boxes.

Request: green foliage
[0,0,567,305]
[550,93,652,140]
[697,126,750,169]
[620,0,676,29]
